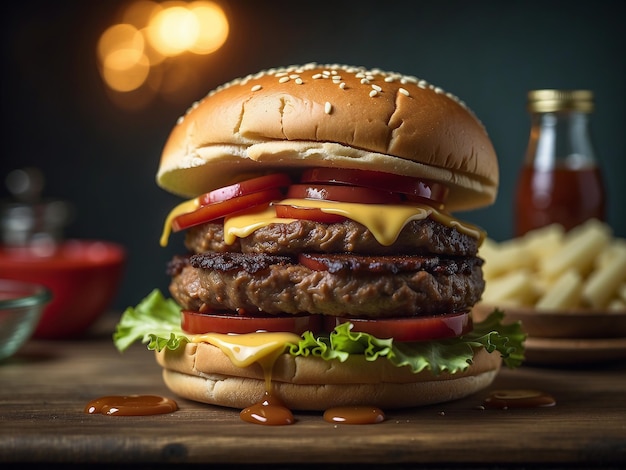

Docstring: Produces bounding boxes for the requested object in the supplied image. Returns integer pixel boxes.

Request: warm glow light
[146,5,199,56]
[98,23,148,92]
[97,23,144,64]
[122,0,161,29]
[188,1,229,54]
[97,1,230,103]
[102,49,150,92]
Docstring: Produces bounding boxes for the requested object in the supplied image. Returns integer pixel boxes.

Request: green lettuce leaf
[113,289,187,352]
[113,289,526,374]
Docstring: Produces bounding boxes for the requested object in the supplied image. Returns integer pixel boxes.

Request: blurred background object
[0,167,126,338]
[0,279,51,360]
[1,0,624,313]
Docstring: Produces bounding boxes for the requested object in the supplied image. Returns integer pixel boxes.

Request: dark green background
[1,0,624,311]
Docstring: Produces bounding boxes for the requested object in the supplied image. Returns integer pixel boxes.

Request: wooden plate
[523,337,626,365]
[473,303,626,339]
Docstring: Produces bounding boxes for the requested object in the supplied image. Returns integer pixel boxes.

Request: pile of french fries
[479,219,626,311]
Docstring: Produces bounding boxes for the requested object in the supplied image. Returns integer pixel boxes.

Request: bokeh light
[146,4,199,56]
[97,1,229,104]
[188,1,229,54]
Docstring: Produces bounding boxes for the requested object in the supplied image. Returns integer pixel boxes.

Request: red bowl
[0,240,125,339]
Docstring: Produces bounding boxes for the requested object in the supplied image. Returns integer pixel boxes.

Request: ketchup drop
[323,405,385,424]
[240,391,295,426]
[85,395,178,416]
[483,389,556,409]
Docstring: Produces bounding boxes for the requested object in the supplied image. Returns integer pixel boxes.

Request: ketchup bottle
[514,89,606,236]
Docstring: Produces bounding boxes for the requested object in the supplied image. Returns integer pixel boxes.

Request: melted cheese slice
[160,198,199,247]
[191,331,301,368]
[224,199,484,246]
[160,197,485,247]
[191,331,301,389]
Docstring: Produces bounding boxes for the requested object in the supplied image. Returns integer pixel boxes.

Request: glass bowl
[0,279,51,361]
[0,240,125,339]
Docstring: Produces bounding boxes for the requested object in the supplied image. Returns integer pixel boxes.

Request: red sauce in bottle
[515,165,605,236]
[514,89,606,237]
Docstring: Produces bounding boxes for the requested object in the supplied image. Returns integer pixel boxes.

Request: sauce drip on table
[484,389,556,409]
[240,391,295,425]
[323,405,385,424]
[85,395,178,416]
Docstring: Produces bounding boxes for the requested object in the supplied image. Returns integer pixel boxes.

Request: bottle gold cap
[527,89,594,113]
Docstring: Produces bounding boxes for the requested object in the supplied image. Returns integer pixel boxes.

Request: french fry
[479,238,503,280]
[607,298,626,311]
[619,283,626,303]
[481,238,532,279]
[521,223,565,263]
[539,219,611,280]
[581,244,626,309]
[595,238,626,269]
[535,269,582,310]
[482,269,537,306]
[478,219,626,312]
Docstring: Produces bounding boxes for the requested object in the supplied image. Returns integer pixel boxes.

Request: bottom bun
[156,342,501,411]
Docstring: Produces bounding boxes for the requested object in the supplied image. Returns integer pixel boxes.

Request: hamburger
[114,63,524,414]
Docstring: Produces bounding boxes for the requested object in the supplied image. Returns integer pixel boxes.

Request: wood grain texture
[1,314,624,467]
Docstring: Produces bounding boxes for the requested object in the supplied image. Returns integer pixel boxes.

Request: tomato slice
[322,312,472,342]
[274,204,347,223]
[287,184,402,204]
[198,173,291,206]
[172,188,283,232]
[181,310,322,335]
[301,168,449,205]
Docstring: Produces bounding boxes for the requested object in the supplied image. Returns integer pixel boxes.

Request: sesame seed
[279,76,290,83]
[177,63,476,129]
[371,84,382,92]
[324,102,333,114]
[295,78,303,84]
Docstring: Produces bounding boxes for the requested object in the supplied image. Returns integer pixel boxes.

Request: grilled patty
[168,252,483,317]
[168,218,485,318]
[184,218,480,257]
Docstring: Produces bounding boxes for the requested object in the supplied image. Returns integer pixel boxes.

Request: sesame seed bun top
[157,63,499,211]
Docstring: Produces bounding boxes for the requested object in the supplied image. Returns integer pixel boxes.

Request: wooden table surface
[1,313,625,468]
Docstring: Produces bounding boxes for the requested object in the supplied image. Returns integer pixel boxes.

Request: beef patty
[168,218,485,318]
[184,218,480,257]
[168,252,484,317]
